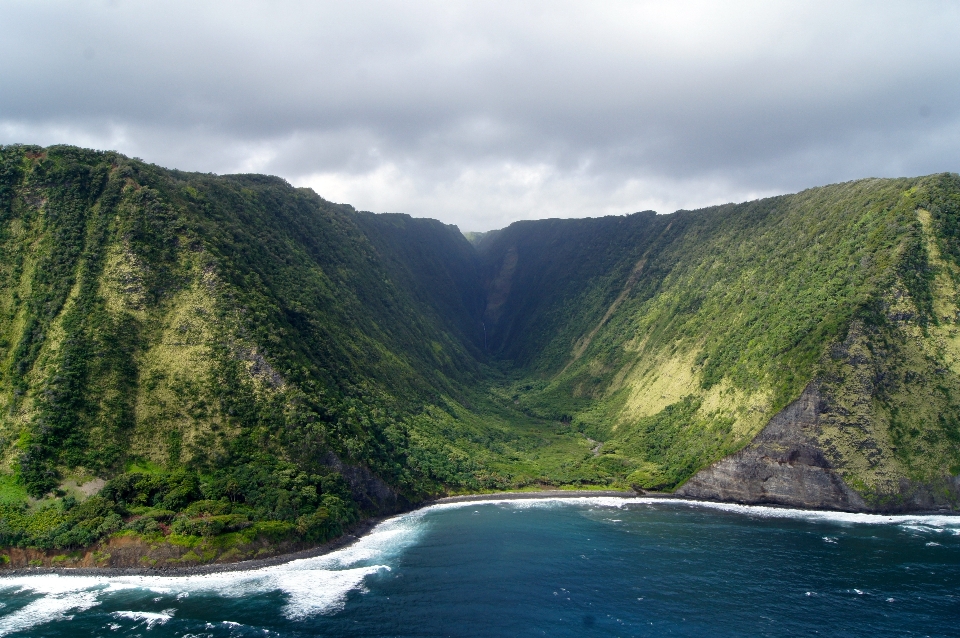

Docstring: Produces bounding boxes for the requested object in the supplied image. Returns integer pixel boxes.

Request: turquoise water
[1,497,959,636]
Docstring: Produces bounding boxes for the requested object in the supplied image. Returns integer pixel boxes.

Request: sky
[1,1,959,231]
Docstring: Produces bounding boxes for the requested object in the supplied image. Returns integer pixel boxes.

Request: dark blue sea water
[1,497,959,637]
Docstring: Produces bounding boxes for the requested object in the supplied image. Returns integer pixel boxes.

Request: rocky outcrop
[322,452,408,513]
[676,384,869,510]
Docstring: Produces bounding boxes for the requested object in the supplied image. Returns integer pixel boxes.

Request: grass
[0,473,26,504]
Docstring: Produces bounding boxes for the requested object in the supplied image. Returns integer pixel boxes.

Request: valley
[1,144,959,567]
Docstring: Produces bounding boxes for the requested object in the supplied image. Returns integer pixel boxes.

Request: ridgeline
[1,145,959,568]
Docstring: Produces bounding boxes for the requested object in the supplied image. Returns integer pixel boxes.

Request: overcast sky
[1,1,958,231]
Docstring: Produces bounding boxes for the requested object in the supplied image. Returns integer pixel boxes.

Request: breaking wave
[0,494,956,634]
[424,495,960,532]
[0,511,426,635]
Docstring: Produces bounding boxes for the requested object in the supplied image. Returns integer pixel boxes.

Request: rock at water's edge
[676,384,869,511]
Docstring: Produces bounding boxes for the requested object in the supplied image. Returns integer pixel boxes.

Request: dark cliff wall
[677,382,960,513]
[675,384,869,510]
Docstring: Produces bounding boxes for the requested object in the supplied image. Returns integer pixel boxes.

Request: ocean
[0,497,958,636]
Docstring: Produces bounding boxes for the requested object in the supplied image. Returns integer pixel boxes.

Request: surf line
[4,489,959,581]
[1,491,957,637]
[423,492,960,529]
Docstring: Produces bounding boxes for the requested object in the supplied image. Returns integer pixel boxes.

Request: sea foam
[0,587,102,637]
[0,494,956,634]
[423,495,960,533]
[0,511,425,633]
[112,609,174,628]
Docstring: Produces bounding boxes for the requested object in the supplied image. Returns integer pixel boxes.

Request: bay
[1,497,958,636]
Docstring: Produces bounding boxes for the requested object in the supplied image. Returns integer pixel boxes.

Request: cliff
[2,144,959,567]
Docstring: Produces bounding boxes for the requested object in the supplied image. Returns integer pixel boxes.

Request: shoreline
[431,488,641,504]
[0,515,385,579]
[0,490,641,578]
[4,488,958,578]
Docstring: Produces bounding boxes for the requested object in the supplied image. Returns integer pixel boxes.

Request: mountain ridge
[1,144,958,568]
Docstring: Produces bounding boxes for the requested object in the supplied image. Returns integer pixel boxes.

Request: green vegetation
[0,144,958,560]
[476,176,960,503]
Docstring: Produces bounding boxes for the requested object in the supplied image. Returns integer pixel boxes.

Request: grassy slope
[813,177,960,504]
[1,143,959,562]
[0,148,462,488]
[0,145,579,562]
[478,176,960,498]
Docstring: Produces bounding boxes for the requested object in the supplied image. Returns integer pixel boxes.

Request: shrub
[171,513,251,537]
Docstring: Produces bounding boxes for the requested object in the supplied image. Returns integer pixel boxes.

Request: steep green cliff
[0,145,546,563]
[477,175,960,504]
[1,144,958,567]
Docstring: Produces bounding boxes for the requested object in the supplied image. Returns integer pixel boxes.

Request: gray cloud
[1,0,958,230]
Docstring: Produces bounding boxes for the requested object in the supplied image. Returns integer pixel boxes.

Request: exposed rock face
[322,452,407,513]
[676,384,869,511]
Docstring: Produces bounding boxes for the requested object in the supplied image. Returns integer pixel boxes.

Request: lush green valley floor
[1,145,959,564]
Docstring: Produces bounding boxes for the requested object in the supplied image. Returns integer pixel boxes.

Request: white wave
[113,609,174,628]
[0,492,955,632]
[651,499,960,528]
[0,588,101,637]
[424,495,960,529]
[105,512,425,618]
[0,512,424,629]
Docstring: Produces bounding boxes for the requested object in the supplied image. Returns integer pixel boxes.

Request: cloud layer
[2,1,958,230]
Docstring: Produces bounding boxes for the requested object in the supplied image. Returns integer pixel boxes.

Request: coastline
[5,487,956,579]
[432,488,640,504]
[0,489,642,578]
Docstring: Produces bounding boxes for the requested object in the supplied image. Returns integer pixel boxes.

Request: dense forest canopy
[1,145,959,564]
